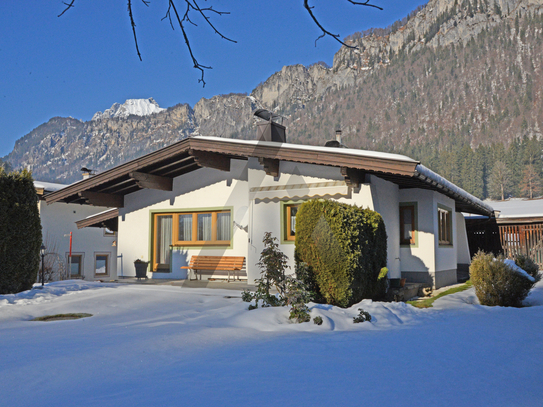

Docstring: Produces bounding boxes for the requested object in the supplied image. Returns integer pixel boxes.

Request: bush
[313,316,323,325]
[353,308,372,323]
[243,233,312,323]
[470,251,541,307]
[0,168,42,294]
[294,199,387,307]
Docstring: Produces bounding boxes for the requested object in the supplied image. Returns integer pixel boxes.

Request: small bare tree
[521,164,542,199]
[39,233,67,283]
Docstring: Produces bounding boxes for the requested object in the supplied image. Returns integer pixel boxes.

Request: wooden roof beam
[189,149,230,172]
[341,167,367,188]
[78,191,124,208]
[258,157,280,177]
[129,171,173,191]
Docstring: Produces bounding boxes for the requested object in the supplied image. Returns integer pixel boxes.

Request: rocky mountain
[4,0,543,193]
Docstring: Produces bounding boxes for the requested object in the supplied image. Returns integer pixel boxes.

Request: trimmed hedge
[0,168,42,294]
[294,199,387,307]
[470,251,540,307]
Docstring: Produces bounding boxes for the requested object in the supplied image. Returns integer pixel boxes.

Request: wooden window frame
[438,206,453,246]
[172,211,231,246]
[94,253,110,277]
[283,203,301,242]
[66,253,84,278]
[152,210,232,271]
[399,203,417,246]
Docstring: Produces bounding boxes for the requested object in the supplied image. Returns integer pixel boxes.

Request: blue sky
[0,1,426,157]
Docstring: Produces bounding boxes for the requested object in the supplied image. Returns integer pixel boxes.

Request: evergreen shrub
[294,199,387,308]
[243,233,313,323]
[470,251,541,307]
[353,308,372,323]
[0,169,42,294]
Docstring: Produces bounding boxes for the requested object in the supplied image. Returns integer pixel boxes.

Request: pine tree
[488,160,514,200]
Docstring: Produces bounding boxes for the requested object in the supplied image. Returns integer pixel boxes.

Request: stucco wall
[117,160,249,279]
[398,190,461,288]
[456,212,471,264]
[398,188,436,274]
[434,193,457,272]
[369,175,400,279]
[39,201,117,280]
[247,160,397,282]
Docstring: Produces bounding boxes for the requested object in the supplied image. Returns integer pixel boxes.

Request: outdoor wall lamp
[40,244,46,287]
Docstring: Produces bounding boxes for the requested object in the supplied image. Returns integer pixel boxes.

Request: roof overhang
[75,208,119,231]
[44,136,492,216]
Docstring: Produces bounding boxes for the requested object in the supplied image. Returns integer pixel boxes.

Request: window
[438,206,453,246]
[153,210,232,271]
[95,253,110,276]
[399,204,416,246]
[284,204,300,241]
[67,254,83,277]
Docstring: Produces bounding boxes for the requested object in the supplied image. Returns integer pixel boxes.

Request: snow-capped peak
[92,98,165,121]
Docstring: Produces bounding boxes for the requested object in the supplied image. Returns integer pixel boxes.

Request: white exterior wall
[38,201,117,280]
[368,175,401,279]
[247,160,398,282]
[434,193,457,272]
[456,212,471,265]
[117,160,249,279]
[399,189,436,274]
[398,189,461,288]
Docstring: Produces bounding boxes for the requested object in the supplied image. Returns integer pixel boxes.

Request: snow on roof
[193,135,419,164]
[82,208,118,220]
[414,164,494,215]
[487,198,543,218]
[34,180,69,193]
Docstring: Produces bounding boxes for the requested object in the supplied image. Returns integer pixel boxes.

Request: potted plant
[134,259,149,280]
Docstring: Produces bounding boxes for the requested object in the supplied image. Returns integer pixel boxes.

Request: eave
[44,136,492,216]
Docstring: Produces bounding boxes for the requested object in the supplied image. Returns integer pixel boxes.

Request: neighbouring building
[36,180,117,281]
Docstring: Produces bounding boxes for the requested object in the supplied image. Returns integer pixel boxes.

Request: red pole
[68,232,73,279]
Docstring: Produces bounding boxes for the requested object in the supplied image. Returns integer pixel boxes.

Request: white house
[36,181,117,281]
[44,125,493,288]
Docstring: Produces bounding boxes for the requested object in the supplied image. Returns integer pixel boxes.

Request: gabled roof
[44,136,494,216]
[34,180,69,198]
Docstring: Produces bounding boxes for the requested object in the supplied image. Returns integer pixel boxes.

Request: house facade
[36,181,117,281]
[45,134,493,288]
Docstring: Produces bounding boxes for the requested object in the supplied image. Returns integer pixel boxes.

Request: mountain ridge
[4,0,543,198]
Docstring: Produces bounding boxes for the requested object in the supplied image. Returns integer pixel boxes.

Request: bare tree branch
[58,1,382,85]
[128,0,145,62]
[304,0,382,48]
[58,1,76,17]
[347,0,383,11]
[168,0,212,86]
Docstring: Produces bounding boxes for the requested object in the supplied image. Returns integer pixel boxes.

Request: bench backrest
[189,256,245,271]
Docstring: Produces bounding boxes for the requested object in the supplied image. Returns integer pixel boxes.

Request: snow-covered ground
[1,280,543,407]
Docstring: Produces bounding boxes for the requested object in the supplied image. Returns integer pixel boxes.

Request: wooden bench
[181,256,246,282]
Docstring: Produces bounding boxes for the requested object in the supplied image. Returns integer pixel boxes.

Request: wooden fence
[499,224,543,267]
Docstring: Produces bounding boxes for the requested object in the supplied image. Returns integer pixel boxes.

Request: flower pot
[134,261,149,280]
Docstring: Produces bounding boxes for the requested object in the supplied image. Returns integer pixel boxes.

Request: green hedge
[470,251,540,307]
[0,169,42,294]
[294,199,387,307]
